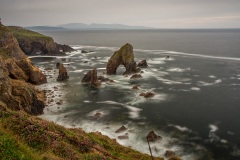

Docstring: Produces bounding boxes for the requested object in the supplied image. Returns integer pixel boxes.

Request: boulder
[81,68,101,87]
[130,74,142,79]
[146,131,162,142]
[115,126,127,133]
[132,85,140,90]
[106,43,140,75]
[118,133,129,140]
[57,64,69,81]
[139,92,155,98]
[137,59,148,68]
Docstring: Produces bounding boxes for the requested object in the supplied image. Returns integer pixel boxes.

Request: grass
[0,105,163,160]
[7,26,52,41]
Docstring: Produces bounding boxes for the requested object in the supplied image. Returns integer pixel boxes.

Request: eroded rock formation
[57,64,69,81]
[106,43,140,75]
[81,68,101,87]
[0,24,46,115]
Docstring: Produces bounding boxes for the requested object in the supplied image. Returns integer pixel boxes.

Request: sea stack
[57,64,69,81]
[106,43,140,75]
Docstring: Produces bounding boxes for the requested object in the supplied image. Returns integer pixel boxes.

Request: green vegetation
[8,26,52,41]
[0,105,163,160]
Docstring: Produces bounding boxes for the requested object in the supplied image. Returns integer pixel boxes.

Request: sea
[30,29,240,160]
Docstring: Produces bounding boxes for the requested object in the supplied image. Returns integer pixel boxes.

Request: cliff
[8,26,74,55]
[0,24,46,115]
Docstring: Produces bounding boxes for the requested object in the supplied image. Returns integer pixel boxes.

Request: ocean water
[32,29,240,160]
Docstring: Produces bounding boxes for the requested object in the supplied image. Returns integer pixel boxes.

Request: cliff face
[0,24,46,115]
[8,26,74,55]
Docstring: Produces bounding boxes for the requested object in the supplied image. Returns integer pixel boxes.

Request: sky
[1,0,240,28]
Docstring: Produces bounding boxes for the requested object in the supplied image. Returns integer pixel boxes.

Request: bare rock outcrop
[106,43,140,75]
[81,68,101,87]
[57,64,69,81]
[137,59,148,68]
[0,24,46,115]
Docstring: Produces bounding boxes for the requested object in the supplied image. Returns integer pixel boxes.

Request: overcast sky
[1,0,240,28]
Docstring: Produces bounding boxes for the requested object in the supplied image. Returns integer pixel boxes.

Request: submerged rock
[130,74,142,79]
[146,131,162,142]
[137,59,148,68]
[81,68,101,87]
[118,133,129,140]
[106,43,140,75]
[115,126,127,133]
[132,85,140,90]
[57,64,69,81]
[139,92,155,98]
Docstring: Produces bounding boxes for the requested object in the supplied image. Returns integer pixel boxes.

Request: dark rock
[137,59,148,68]
[118,133,129,140]
[139,92,155,98]
[94,112,102,118]
[45,67,52,71]
[56,62,61,69]
[106,43,140,75]
[57,64,69,81]
[130,74,142,79]
[115,126,127,133]
[164,150,176,158]
[146,131,162,142]
[82,50,88,53]
[132,85,140,90]
[81,68,101,87]
[57,44,74,53]
[168,156,182,160]
[84,61,88,63]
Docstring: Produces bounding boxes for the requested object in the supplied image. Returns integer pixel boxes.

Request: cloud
[0,0,240,28]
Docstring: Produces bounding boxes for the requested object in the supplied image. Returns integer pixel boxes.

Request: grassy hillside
[8,26,52,41]
[0,105,163,160]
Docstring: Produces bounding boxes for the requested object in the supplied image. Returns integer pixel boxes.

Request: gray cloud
[0,0,240,28]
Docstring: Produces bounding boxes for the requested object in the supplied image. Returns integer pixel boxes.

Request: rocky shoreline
[0,22,181,160]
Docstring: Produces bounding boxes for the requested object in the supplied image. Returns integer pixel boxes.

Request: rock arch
[106,43,139,75]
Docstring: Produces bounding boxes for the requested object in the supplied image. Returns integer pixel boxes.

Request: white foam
[167,67,191,72]
[169,124,192,132]
[198,79,222,86]
[209,75,216,78]
[190,87,200,91]
[209,124,218,132]
[97,101,142,119]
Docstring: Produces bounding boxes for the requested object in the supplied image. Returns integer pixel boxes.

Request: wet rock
[132,85,140,90]
[56,62,61,69]
[82,50,88,53]
[94,112,102,118]
[98,76,110,82]
[137,59,148,68]
[56,101,62,105]
[139,92,155,98]
[164,150,176,158]
[118,133,129,140]
[130,74,142,79]
[146,131,162,142]
[57,64,69,81]
[45,67,52,71]
[115,126,127,133]
[84,61,88,63]
[106,43,140,75]
[81,68,101,87]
